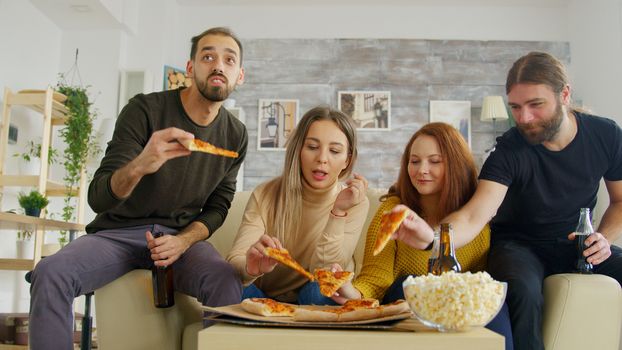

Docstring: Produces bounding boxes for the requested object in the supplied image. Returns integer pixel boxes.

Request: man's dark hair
[190,27,243,66]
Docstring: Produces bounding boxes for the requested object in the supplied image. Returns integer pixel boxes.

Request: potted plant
[13,140,59,175]
[16,229,34,259]
[18,190,49,217]
[56,80,100,246]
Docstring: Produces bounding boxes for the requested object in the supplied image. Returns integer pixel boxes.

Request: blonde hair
[264,106,357,241]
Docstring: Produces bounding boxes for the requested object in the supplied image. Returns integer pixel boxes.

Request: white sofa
[95,190,622,350]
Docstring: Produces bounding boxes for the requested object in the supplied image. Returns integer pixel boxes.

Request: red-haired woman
[334,122,513,349]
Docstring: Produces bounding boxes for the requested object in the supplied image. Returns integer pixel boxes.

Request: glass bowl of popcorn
[402,271,506,332]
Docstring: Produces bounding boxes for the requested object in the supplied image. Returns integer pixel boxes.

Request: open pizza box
[203,303,414,330]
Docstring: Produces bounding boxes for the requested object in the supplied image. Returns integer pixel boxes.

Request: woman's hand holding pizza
[391,204,435,250]
[329,263,362,304]
[246,234,283,277]
[332,173,368,217]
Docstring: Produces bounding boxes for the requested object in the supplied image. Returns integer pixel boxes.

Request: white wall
[1,0,621,315]
[567,0,622,240]
[0,0,63,313]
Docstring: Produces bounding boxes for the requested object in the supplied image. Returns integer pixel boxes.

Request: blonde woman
[227,106,369,304]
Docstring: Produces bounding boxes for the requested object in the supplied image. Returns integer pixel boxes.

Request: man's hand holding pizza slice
[111,127,194,199]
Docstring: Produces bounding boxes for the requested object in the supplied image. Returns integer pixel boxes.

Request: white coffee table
[198,318,504,350]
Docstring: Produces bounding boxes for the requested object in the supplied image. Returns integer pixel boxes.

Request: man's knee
[506,276,543,309]
[201,259,240,290]
[31,253,74,285]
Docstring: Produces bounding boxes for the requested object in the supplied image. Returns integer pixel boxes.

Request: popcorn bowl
[402,271,506,332]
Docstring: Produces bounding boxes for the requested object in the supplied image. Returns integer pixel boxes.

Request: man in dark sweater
[388,52,622,350]
[29,27,248,350]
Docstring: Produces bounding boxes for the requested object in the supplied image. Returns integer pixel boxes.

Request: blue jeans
[385,275,514,350]
[242,282,338,305]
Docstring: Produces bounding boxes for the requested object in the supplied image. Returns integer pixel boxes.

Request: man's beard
[195,73,236,102]
[516,101,564,145]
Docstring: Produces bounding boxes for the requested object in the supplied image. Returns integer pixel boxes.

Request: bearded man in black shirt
[387,52,622,350]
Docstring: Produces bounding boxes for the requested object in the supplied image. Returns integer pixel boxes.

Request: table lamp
[480,96,509,152]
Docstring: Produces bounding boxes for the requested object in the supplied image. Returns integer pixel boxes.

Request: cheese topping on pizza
[342,298,380,310]
[180,138,239,158]
[372,208,409,256]
[241,298,296,317]
[263,247,314,281]
[292,299,410,322]
[313,268,354,297]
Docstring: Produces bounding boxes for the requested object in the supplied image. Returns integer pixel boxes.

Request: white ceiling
[176,0,568,6]
[29,0,569,31]
[29,0,124,30]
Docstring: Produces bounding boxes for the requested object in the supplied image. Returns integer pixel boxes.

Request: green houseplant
[13,140,59,164]
[55,80,101,246]
[16,230,33,241]
[18,190,50,217]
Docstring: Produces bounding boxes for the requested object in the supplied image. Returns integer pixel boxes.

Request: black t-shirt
[86,88,248,234]
[479,112,622,242]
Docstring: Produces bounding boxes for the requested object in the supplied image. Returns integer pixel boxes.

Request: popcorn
[402,271,506,331]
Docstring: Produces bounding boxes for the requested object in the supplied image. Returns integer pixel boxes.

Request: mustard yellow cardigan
[353,196,490,300]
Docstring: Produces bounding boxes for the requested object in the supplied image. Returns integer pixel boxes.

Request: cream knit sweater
[227,179,369,302]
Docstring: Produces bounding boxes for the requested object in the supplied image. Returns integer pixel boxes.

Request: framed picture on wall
[163,65,193,90]
[257,99,299,151]
[429,100,472,147]
[337,91,391,130]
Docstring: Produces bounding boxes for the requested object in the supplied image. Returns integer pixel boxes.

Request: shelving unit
[0,87,87,269]
[0,344,28,349]
[0,212,84,270]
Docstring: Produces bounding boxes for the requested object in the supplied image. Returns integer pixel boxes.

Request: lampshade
[480,96,509,122]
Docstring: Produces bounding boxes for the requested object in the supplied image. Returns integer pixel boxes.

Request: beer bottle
[427,228,440,274]
[430,223,461,275]
[152,232,175,308]
[575,208,594,274]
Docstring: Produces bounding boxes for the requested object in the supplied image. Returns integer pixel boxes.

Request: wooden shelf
[0,212,85,231]
[7,89,68,123]
[0,344,28,349]
[0,86,87,274]
[0,258,34,271]
[0,175,79,196]
[0,213,84,270]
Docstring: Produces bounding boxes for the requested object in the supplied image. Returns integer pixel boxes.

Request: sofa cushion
[543,273,622,350]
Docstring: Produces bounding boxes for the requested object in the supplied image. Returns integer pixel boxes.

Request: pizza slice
[313,268,354,297]
[293,299,407,322]
[372,208,409,256]
[240,298,296,317]
[378,299,411,317]
[263,247,315,281]
[179,138,239,158]
[293,306,340,322]
[342,298,380,310]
